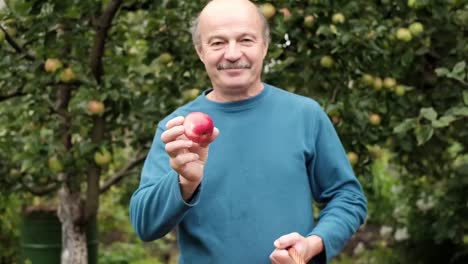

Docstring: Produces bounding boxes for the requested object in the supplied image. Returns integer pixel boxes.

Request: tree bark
[57,187,88,264]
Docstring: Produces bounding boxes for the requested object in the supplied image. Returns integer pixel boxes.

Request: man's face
[196,1,268,93]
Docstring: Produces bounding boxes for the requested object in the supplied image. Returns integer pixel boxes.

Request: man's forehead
[205,28,258,40]
[199,0,259,22]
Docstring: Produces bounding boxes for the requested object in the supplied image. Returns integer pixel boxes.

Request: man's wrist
[305,235,324,261]
[179,175,201,202]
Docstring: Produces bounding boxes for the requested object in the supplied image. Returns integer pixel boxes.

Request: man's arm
[129,123,200,241]
[129,116,219,241]
[307,107,368,263]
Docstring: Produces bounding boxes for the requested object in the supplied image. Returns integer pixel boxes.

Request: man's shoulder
[266,83,322,111]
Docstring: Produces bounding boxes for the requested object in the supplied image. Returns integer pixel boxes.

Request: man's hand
[161,116,219,201]
[270,233,324,264]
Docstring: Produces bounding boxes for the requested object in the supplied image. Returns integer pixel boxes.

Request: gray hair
[189,4,270,51]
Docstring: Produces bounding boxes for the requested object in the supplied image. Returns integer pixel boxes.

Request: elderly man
[129,0,367,263]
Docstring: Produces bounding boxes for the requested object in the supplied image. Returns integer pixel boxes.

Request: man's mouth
[217,63,251,70]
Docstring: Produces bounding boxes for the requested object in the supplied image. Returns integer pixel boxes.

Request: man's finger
[165,140,193,157]
[161,125,185,144]
[288,247,305,264]
[165,116,184,129]
[269,249,294,264]
[170,152,199,168]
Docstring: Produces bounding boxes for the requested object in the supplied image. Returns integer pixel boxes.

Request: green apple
[395,85,406,96]
[48,156,64,173]
[332,13,345,24]
[409,22,424,36]
[369,113,382,126]
[60,68,75,82]
[396,28,412,42]
[304,15,315,28]
[182,88,201,101]
[383,77,396,89]
[259,3,276,19]
[373,77,383,91]
[361,74,374,86]
[94,149,112,166]
[158,52,173,64]
[408,0,417,8]
[320,55,334,68]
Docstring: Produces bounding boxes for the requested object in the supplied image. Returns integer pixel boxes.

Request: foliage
[258,0,468,261]
[331,246,401,264]
[99,242,161,264]
[0,193,22,261]
[98,188,177,264]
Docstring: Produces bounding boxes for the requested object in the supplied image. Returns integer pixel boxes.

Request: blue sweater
[129,84,367,263]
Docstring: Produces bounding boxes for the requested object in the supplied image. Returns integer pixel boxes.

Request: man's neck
[206,83,264,103]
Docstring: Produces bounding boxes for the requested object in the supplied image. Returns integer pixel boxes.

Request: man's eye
[211,42,223,46]
[241,39,253,43]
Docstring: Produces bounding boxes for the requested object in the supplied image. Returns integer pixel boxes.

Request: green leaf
[5,0,32,16]
[435,67,450,77]
[393,118,416,134]
[415,125,434,146]
[420,107,438,121]
[452,61,466,76]
[432,115,456,128]
[446,106,468,117]
[463,91,468,106]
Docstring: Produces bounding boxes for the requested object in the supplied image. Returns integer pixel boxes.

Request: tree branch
[56,85,73,150]
[330,86,339,103]
[85,115,105,221]
[100,154,146,194]
[0,25,35,61]
[21,177,58,196]
[90,0,123,83]
[0,90,25,102]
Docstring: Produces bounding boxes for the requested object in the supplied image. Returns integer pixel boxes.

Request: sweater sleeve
[307,107,368,263]
[129,124,201,242]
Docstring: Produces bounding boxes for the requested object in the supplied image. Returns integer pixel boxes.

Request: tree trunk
[57,187,88,264]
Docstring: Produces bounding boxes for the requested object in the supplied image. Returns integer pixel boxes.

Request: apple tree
[259,0,467,262]
[0,0,209,262]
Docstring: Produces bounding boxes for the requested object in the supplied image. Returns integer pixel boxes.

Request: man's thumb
[273,232,302,249]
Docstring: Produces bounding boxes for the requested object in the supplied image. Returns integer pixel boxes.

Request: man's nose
[224,42,242,62]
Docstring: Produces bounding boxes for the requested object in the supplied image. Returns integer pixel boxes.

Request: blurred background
[0,0,467,263]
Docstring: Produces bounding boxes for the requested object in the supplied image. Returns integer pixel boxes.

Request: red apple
[347,152,359,166]
[87,100,105,115]
[279,8,292,21]
[44,58,62,73]
[184,112,214,144]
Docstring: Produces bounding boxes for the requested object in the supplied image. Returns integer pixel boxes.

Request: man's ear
[262,42,269,59]
[196,46,205,63]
